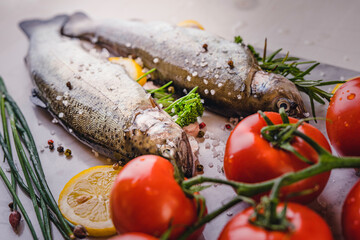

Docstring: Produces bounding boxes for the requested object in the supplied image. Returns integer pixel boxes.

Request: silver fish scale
[22,15,194,176]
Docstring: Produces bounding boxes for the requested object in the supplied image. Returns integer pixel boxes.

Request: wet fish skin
[62,12,306,118]
[20,15,194,177]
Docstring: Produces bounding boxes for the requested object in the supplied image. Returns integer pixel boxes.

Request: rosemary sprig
[235,36,344,117]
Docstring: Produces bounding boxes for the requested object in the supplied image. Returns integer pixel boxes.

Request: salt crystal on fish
[218,83,223,87]
[203,79,208,85]
[237,94,242,99]
[210,89,215,95]
[183,89,188,94]
[125,43,131,48]
[204,89,209,94]
[212,140,220,147]
[187,76,192,81]
[59,113,64,118]
[100,48,110,58]
[215,74,219,79]
[52,118,59,124]
[56,96,63,101]
[62,100,69,107]
[200,62,208,67]
[153,58,159,64]
[192,72,198,77]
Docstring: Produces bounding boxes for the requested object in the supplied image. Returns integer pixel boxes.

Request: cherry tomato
[224,112,331,203]
[109,233,158,240]
[326,77,360,156]
[110,155,204,239]
[218,202,333,240]
[342,180,360,240]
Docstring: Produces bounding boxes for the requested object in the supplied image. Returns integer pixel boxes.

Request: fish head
[250,71,307,118]
[132,108,194,177]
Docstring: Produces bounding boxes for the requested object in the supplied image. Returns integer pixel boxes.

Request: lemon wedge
[109,57,146,86]
[177,20,204,30]
[58,165,121,237]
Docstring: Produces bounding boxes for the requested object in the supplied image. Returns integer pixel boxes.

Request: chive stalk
[0,165,38,239]
[8,107,48,239]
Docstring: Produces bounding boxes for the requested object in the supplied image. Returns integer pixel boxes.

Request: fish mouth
[159,131,194,178]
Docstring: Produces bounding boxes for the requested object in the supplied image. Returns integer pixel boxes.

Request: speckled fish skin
[19,15,194,177]
[62,12,306,118]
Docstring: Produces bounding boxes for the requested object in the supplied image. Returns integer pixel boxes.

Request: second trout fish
[62,12,306,118]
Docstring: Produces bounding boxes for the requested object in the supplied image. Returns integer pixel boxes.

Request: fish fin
[61,12,91,37]
[19,14,69,39]
[30,89,47,108]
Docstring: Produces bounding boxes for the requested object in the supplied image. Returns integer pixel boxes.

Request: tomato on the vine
[218,202,333,240]
[224,112,331,203]
[109,233,158,240]
[110,155,204,240]
[342,180,360,240]
[326,77,360,157]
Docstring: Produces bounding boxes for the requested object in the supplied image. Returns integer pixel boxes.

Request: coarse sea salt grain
[56,96,62,101]
[59,112,64,118]
[52,118,59,124]
[210,89,215,95]
[187,75,191,81]
[192,72,198,77]
[203,79,208,84]
[204,89,209,94]
[153,58,159,64]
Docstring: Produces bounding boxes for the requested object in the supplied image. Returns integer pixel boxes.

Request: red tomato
[218,202,333,240]
[342,180,360,240]
[109,233,158,240]
[326,77,360,156]
[110,155,204,240]
[224,112,331,203]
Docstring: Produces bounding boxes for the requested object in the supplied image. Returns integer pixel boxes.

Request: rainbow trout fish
[19,15,194,177]
[62,12,306,118]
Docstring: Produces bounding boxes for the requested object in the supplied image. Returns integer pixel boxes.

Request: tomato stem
[178,196,252,240]
[180,110,360,237]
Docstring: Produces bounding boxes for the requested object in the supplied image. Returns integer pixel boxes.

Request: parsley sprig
[235,36,344,118]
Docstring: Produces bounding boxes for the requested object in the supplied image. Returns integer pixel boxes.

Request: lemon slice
[109,57,146,86]
[58,165,121,237]
[177,20,204,30]
[331,77,358,94]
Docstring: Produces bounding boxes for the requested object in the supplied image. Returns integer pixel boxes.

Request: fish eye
[277,98,291,111]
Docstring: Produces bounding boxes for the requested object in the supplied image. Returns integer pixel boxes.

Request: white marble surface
[0,0,359,239]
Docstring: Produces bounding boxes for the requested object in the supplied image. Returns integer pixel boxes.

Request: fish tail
[19,14,69,39]
[61,12,91,37]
